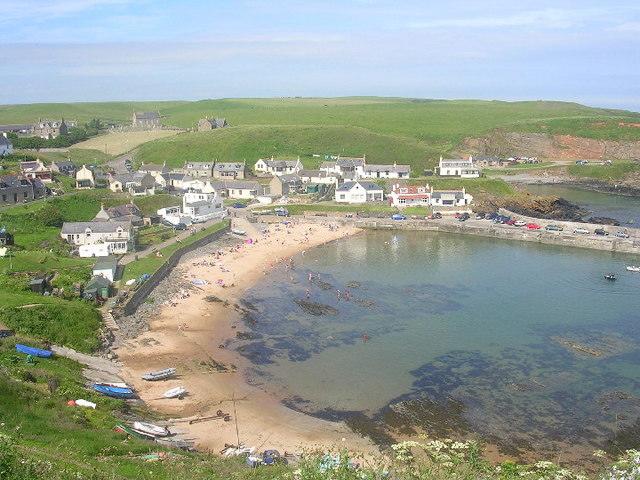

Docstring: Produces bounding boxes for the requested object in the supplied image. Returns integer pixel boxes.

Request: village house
[436,156,481,178]
[361,162,411,179]
[93,203,143,226]
[320,155,366,179]
[298,169,340,186]
[388,184,431,208]
[61,220,133,258]
[269,174,303,197]
[254,157,303,176]
[430,188,474,208]
[0,228,14,246]
[0,133,13,156]
[181,190,225,223]
[213,162,246,179]
[92,256,118,282]
[212,179,262,199]
[33,119,68,139]
[176,161,214,178]
[335,180,384,204]
[138,162,168,185]
[20,159,53,183]
[197,117,228,131]
[75,165,95,189]
[83,275,112,300]
[108,173,156,196]
[0,175,46,206]
[0,124,33,135]
[132,112,161,129]
[50,159,76,177]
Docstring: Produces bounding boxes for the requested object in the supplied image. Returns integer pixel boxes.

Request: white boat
[626,266,640,272]
[132,421,170,437]
[95,381,129,389]
[75,399,96,409]
[231,228,246,236]
[163,386,186,399]
[142,368,176,381]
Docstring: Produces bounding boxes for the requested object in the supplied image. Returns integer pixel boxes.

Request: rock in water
[294,299,338,316]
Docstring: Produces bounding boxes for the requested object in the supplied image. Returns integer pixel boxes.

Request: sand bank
[115,219,376,455]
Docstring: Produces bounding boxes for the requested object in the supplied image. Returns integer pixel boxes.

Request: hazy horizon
[2,1,639,110]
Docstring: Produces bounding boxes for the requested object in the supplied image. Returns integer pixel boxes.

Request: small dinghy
[231,228,246,236]
[626,266,640,272]
[163,386,186,399]
[604,273,617,281]
[93,384,135,399]
[132,421,170,437]
[142,368,176,381]
[15,344,53,358]
[95,381,129,389]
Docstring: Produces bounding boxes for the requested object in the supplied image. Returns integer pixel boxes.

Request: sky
[1,0,639,109]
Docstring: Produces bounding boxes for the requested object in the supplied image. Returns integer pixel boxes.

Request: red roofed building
[388,184,431,208]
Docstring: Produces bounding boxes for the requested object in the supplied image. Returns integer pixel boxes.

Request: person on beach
[305,289,311,299]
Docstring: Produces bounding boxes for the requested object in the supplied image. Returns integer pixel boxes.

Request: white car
[514,220,526,227]
[573,228,590,235]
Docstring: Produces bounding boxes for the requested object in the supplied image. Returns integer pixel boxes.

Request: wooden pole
[232,391,240,447]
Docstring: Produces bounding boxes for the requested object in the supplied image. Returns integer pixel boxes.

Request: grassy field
[512,116,640,142]
[73,130,183,156]
[135,125,438,171]
[410,177,516,196]
[567,160,640,180]
[122,220,229,281]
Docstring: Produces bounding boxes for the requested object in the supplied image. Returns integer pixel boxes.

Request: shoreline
[114,219,378,456]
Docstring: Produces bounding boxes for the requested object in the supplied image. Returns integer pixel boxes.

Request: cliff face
[475,194,586,221]
[461,131,640,160]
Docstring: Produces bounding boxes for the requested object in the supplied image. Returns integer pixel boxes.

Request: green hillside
[135,125,440,170]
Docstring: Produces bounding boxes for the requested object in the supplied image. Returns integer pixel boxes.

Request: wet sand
[115,219,377,455]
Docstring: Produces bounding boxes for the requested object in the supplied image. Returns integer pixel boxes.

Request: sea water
[236,230,640,458]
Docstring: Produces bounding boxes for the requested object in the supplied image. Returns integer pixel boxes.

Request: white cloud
[1,0,135,21]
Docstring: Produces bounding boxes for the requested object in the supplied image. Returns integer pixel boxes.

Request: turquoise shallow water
[524,184,640,225]
[236,231,640,458]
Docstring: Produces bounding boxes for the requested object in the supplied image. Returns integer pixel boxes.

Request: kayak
[93,384,135,399]
[15,344,53,358]
[132,421,170,437]
[163,386,186,399]
[142,368,176,381]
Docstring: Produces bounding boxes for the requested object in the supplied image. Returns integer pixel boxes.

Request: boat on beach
[626,266,640,272]
[15,344,53,358]
[231,228,246,236]
[94,381,129,389]
[115,423,155,439]
[93,384,135,399]
[163,386,186,399]
[132,421,170,437]
[604,273,617,281]
[142,368,176,381]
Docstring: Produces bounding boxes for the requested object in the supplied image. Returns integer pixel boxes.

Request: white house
[254,157,303,176]
[92,257,118,282]
[75,165,95,189]
[61,221,133,257]
[437,156,480,178]
[430,188,473,208]
[212,180,262,199]
[361,162,410,179]
[388,184,431,208]
[298,169,340,186]
[157,205,189,226]
[181,190,226,223]
[320,156,366,179]
[179,161,214,178]
[0,133,13,156]
[20,159,53,183]
[109,173,156,196]
[335,181,384,204]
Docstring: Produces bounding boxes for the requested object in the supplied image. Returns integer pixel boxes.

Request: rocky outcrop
[476,194,586,221]
[461,131,640,160]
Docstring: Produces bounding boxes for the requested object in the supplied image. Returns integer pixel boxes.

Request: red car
[505,219,516,226]
[526,223,541,230]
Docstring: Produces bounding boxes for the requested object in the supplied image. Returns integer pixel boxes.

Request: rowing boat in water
[626,265,640,272]
[93,384,135,399]
[15,344,53,358]
[163,386,186,399]
[142,368,176,381]
[132,421,170,437]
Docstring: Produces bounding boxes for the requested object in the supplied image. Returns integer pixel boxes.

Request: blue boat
[93,384,135,399]
[15,344,53,358]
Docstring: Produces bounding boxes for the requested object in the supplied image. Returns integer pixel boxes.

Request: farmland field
[72,129,183,155]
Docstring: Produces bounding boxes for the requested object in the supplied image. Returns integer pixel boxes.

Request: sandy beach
[115,218,377,456]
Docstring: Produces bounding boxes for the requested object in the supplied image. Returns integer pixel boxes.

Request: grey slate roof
[336,181,382,192]
[93,256,118,271]
[262,159,300,168]
[214,180,261,190]
[112,172,149,184]
[336,157,365,168]
[276,174,302,184]
[134,112,160,120]
[0,175,32,188]
[363,164,410,173]
[86,275,111,289]
[213,162,244,172]
[431,190,465,200]
[61,221,132,235]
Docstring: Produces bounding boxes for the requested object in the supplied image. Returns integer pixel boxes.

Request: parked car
[573,228,590,235]
[458,213,470,222]
[594,228,609,236]
[392,213,407,221]
[485,212,498,220]
[505,219,516,226]
[454,213,461,219]
[475,213,485,220]
[526,223,541,230]
[545,224,563,232]
[614,230,630,238]
[493,215,510,224]
[274,207,289,217]
[232,202,247,209]
[174,223,188,231]
[514,220,527,227]
[427,212,442,220]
